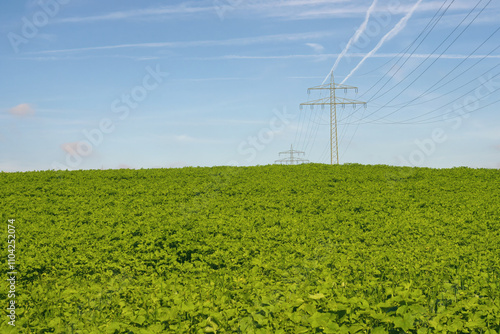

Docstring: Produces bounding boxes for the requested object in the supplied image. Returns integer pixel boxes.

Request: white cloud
[172,134,225,144]
[177,77,257,82]
[8,104,35,117]
[306,43,325,53]
[174,134,197,143]
[60,142,94,156]
[387,57,421,83]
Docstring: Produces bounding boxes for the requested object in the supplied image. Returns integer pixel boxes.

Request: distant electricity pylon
[275,145,309,165]
[300,75,366,165]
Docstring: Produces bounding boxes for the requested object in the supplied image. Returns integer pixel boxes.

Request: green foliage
[0,164,499,333]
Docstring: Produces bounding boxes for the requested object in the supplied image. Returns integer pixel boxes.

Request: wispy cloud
[323,0,378,84]
[257,1,374,20]
[201,53,500,61]
[287,76,325,79]
[50,0,494,25]
[368,53,500,59]
[30,31,335,55]
[341,0,424,84]
[131,115,268,127]
[277,0,490,21]
[256,0,472,20]
[175,77,259,82]
[16,55,162,62]
[205,54,337,60]
[54,0,352,23]
[54,0,355,24]
[56,3,213,23]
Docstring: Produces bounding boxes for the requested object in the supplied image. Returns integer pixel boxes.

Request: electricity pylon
[275,144,309,165]
[300,75,366,165]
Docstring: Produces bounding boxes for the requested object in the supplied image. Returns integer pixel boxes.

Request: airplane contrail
[322,0,379,85]
[341,0,424,84]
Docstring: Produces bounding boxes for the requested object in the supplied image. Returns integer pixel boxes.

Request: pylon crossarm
[279,150,305,155]
[300,97,366,108]
[300,97,331,106]
[275,146,309,165]
[308,83,358,91]
[335,97,367,105]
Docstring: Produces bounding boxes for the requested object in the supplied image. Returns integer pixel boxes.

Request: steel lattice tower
[275,145,309,165]
[300,75,366,165]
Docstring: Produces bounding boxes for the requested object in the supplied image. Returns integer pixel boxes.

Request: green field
[1,164,499,333]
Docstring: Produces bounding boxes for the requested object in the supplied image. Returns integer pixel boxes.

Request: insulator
[355,88,358,94]
[310,105,314,110]
[300,105,303,110]
[321,104,325,110]
[342,104,345,109]
[364,103,367,109]
[307,89,311,95]
[352,104,356,109]
[344,88,347,94]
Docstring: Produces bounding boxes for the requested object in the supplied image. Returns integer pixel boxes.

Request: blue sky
[1,0,499,171]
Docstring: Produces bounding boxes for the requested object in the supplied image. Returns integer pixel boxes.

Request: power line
[294,0,498,164]
[348,71,500,126]
[410,96,500,124]
[377,77,500,125]
[388,36,500,109]
[360,0,492,124]
[335,0,457,158]
[359,0,456,101]
[360,32,500,124]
